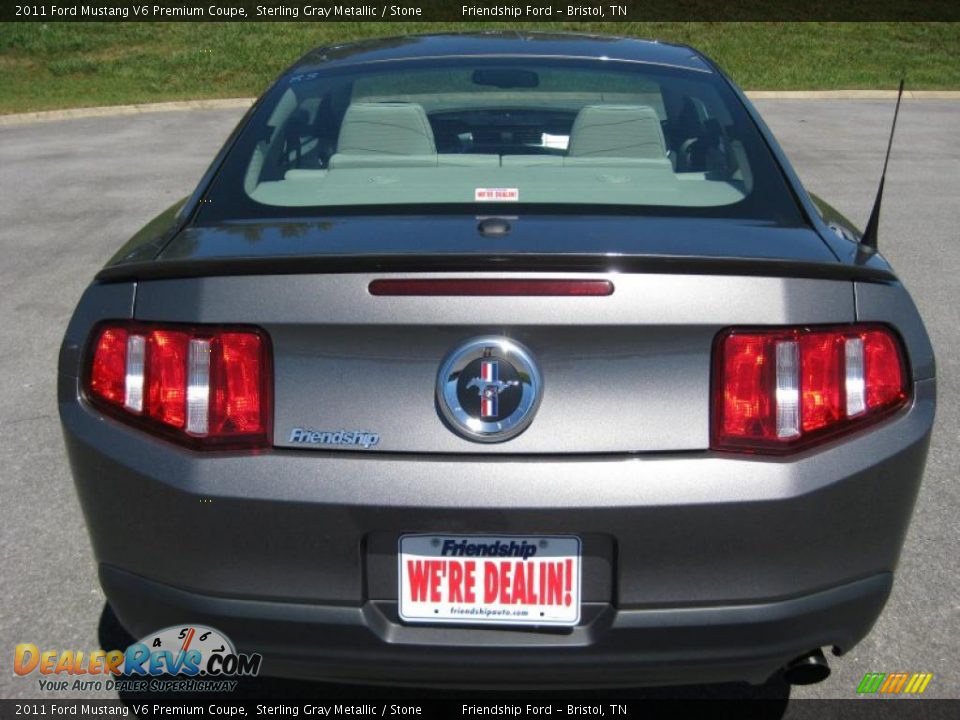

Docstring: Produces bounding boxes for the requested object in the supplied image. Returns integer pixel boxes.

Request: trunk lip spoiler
[95,253,897,285]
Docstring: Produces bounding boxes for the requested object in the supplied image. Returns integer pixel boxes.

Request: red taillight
[146,330,189,429]
[799,332,844,433]
[717,333,780,442]
[863,329,906,410]
[210,333,265,437]
[86,323,271,449]
[713,325,909,453]
[89,328,128,406]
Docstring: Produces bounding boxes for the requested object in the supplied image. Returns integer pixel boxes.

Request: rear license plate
[398,534,581,626]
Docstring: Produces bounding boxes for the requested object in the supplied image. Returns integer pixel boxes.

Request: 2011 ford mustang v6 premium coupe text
[58,33,935,687]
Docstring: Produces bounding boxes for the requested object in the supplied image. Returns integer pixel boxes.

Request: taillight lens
[146,330,189,429]
[89,327,128,407]
[210,333,266,437]
[85,322,271,449]
[713,325,908,453]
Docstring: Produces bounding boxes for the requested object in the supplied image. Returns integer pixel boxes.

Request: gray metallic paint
[60,377,932,604]
[125,271,856,454]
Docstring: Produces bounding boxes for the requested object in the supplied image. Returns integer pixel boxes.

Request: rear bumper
[101,564,891,687]
[61,378,934,686]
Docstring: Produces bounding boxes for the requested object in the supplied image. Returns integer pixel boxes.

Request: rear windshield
[199,57,803,223]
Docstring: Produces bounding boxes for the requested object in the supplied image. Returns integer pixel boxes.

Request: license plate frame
[397,534,581,626]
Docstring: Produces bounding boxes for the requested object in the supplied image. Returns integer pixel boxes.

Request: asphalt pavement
[0,99,957,705]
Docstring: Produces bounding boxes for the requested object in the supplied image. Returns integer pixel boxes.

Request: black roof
[292,31,712,74]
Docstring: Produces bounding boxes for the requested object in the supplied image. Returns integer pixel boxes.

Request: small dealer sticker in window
[475,188,519,202]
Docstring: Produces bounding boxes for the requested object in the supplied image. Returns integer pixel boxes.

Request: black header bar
[4,1,960,23]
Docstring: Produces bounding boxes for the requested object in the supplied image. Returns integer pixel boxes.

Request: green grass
[1,22,958,113]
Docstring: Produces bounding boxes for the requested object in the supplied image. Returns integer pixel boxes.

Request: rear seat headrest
[336,102,436,156]
[567,105,667,159]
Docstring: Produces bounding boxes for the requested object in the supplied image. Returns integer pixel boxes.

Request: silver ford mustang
[58,32,935,688]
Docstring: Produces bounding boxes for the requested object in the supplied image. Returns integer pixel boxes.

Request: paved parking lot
[0,99,957,704]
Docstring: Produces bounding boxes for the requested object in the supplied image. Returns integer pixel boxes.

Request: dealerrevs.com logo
[14,625,261,693]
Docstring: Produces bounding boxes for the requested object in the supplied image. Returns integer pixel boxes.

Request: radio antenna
[861,79,905,250]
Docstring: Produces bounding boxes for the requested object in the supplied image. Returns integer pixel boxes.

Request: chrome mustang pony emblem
[466,360,521,418]
[437,338,542,443]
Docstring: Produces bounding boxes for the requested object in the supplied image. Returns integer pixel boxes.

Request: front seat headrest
[336,102,436,156]
[567,105,667,159]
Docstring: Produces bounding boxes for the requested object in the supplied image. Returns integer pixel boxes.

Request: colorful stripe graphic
[480,360,498,418]
[857,672,933,695]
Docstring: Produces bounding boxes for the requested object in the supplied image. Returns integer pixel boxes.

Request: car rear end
[58,36,935,687]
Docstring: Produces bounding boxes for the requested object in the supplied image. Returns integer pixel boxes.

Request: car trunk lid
[128,216,858,454]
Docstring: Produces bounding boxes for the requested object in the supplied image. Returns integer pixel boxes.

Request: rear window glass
[199,57,802,223]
